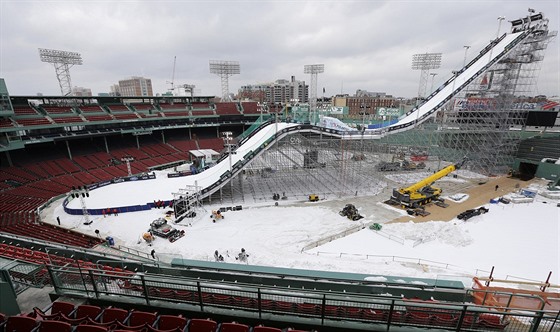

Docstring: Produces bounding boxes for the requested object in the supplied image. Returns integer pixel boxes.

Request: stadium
[1,8,560,332]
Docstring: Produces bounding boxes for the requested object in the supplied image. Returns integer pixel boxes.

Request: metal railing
[46,265,559,332]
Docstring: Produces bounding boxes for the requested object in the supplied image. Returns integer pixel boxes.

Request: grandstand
[0,10,559,332]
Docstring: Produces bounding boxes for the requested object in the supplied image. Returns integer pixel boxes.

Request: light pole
[222,131,235,199]
[496,16,506,39]
[430,73,438,93]
[359,104,370,131]
[70,186,91,225]
[462,45,471,67]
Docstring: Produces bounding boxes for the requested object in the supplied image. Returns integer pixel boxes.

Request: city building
[72,86,92,97]
[239,76,308,104]
[117,76,153,97]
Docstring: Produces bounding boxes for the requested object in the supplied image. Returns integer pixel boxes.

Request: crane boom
[390,158,467,208]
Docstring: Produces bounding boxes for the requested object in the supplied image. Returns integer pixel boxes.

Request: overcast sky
[1,0,558,99]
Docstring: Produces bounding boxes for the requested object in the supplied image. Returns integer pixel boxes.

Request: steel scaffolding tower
[435,11,556,174]
[209,60,240,101]
[38,48,83,96]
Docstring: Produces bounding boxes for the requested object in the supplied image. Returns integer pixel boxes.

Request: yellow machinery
[391,158,466,208]
[309,194,319,202]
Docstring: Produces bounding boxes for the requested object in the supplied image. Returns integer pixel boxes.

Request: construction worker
[143,232,155,246]
[236,248,249,262]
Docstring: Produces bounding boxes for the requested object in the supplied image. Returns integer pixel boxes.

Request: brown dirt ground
[390,176,530,223]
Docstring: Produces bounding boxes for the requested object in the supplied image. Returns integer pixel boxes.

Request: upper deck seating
[241,102,260,114]
[215,103,241,115]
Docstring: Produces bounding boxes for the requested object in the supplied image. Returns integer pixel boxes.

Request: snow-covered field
[41,177,560,287]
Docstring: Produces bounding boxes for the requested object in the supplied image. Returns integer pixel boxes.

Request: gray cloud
[1,0,558,98]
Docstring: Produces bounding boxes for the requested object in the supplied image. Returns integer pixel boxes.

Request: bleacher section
[516,136,560,162]
[42,106,75,115]
[198,138,224,152]
[0,222,103,248]
[215,102,241,116]
[241,102,260,114]
[51,116,85,124]
[0,118,15,128]
[78,105,104,113]
[13,117,52,127]
[12,105,39,116]
[0,300,314,332]
[190,102,215,116]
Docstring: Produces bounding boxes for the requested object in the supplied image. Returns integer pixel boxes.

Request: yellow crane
[390,158,467,208]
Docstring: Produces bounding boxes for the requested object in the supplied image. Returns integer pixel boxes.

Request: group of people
[213,248,249,263]
[102,208,118,217]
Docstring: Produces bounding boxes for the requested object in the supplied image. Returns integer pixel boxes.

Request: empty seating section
[0,222,103,248]
[84,114,114,122]
[191,109,215,116]
[130,103,154,111]
[12,104,39,115]
[112,113,140,120]
[241,102,259,114]
[42,106,75,115]
[159,103,187,111]
[190,102,211,110]
[0,117,14,128]
[52,116,84,124]
[198,138,224,152]
[168,139,198,153]
[14,117,52,126]
[78,105,104,113]
[0,301,314,332]
[106,104,131,112]
[215,103,240,115]
[162,111,190,117]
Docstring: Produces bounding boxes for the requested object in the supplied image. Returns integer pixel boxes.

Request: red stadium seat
[4,316,39,332]
[74,325,109,332]
[35,320,73,332]
[252,327,282,332]
[115,310,157,330]
[218,322,250,332]
[148,314,187,332]
[187,318,218,332]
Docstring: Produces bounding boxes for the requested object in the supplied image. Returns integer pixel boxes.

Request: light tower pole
[38,48,83,96]
[209,60,240,101]
[430,73,438,93]
[463,45,471,67]
[304,64,325,115]
[120,156,135,177]
[70,186,91,225]
[412,53,442,127]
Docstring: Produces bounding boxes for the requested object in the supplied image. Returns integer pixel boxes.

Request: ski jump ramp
[65,27,535,212]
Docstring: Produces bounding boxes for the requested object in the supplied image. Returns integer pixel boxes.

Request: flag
[542,100,559,110]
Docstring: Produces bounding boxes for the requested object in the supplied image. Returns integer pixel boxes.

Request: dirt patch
[389,176,531,223]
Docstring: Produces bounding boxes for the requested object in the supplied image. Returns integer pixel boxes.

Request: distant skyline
[0,0,558,98]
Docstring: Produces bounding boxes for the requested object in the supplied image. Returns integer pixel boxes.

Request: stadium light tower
[304,64,324,113]
[412,53,442,101]
[38,48,83,96]
[209,60,240,101]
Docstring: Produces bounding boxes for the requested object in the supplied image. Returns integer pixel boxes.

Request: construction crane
[390,158,467,208]
[167,56,176,93]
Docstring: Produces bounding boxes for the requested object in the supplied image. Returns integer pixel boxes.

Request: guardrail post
[530,311,544,332]
[88,270,99,299]
[455,305,468,332]
[196,281,204,312]
[387,300,395,331]
[547,310,560,332]
[320,294,326,325]
[140,274,150,306]
[77,265,89,297]
[257,288,262,320]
